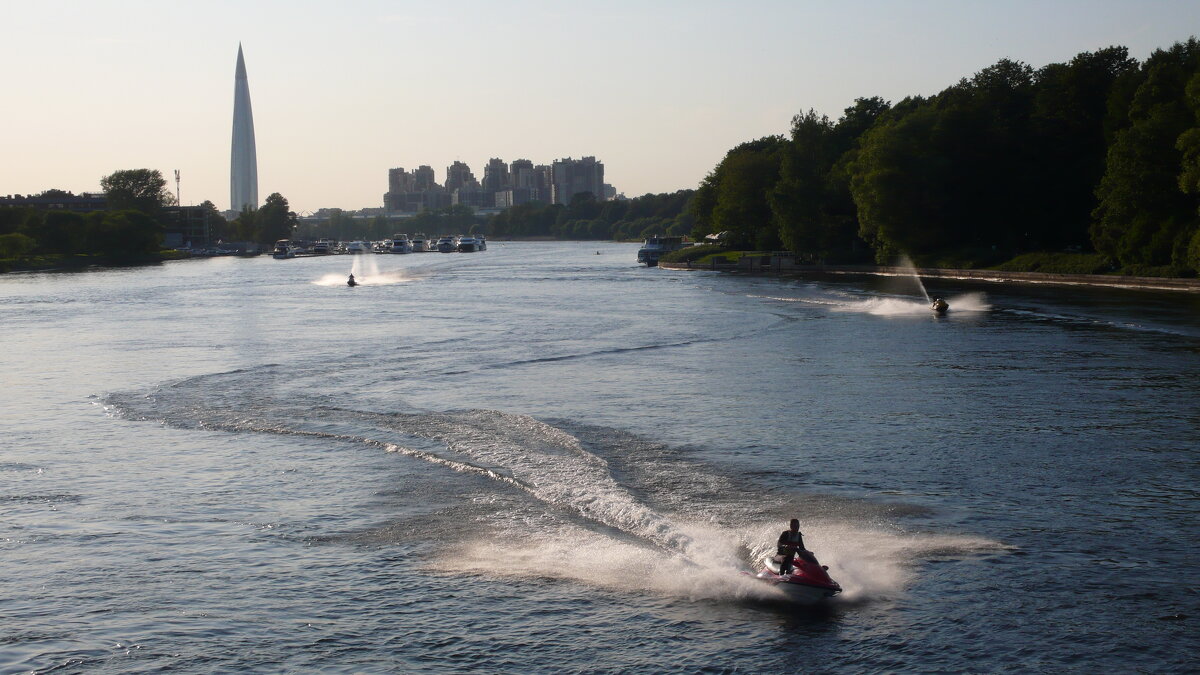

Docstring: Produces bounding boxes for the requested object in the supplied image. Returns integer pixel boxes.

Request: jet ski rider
[777,518,816,575]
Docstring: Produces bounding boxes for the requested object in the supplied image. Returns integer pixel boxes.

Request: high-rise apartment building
[388,167,414,194]
[482,158,510,192]
[551,156,604,205]
[445,161,478,192]
[384,156,609,212]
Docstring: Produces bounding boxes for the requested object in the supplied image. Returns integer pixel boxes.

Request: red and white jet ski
[746,551,842,604]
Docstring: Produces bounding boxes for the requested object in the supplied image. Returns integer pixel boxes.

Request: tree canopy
[690,38,1200,275]
[100,169,174,214]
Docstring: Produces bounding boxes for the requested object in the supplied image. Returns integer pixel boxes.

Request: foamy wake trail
[384,410,696,554]
[434,516,1002,604]
[104,380,1006,605]
[313,260,432,286]
[386,410,1004,603]
[838,291,991,316]
[751,291,991,316]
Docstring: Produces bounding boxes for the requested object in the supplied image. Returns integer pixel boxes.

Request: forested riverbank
[683,39,1200,277]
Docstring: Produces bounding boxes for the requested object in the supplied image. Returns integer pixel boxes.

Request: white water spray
[312,258,433,287]
[897,254,931,303]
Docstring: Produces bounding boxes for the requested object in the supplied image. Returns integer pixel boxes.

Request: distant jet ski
[744,551,842,604]
[347,274,358,287]
[931,298,948,314]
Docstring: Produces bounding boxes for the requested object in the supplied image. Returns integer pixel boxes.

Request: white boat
[312,239,332,254]
[346,240,370,254]
[476,235,487,251]
[457,235,480,252]
[271,239,297,259]
[436,235,459,253]
[410,233,431,252]
[389,234,412,254]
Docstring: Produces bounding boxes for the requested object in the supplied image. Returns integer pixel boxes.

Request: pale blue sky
[2,0,1197,213]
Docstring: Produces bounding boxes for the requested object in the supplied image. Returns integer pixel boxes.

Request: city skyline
[1,1,1198,214]
[384,156,607,212]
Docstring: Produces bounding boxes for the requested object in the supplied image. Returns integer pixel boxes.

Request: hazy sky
[3,1,1198,214]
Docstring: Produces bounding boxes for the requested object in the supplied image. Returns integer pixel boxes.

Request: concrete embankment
[658,256,1200,293]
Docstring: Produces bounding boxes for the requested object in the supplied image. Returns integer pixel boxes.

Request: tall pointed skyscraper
[230,44,258,213]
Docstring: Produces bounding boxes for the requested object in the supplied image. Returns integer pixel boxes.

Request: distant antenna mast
[174,169,181,206]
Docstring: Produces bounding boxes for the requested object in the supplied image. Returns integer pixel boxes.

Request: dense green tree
[770,98,887,261]
[1028,47,1140,250]
[85,210,163,257]
[850,104,949,260]
[35,189,76,200]
[850,59,1043,264]
[1176,70,1200,269]
[0,206,32,236]
[690,137,786,249]
[256,192,297,244]
[1092,39,1200,270]
[36,211,89,254]
[0,232,36,258]
[100,169,174,214]
[196,200,232,241]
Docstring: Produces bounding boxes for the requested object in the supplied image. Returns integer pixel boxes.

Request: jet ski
[347,275,358,287]
[746,551,842,604]
[931,298,948,314]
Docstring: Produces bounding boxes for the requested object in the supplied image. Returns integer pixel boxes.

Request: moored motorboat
[346,240,370,254]
[637,235,688,266]
[457,235,480,252]
[745,551,842,604]
[272,239,297,259]
[436,235,459,252]
[389,234,412,254]
[411,233,431,252]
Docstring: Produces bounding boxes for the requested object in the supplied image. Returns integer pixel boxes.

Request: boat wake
[103,369,1003,606]
[313,264,434,287]
[751,291,992,317]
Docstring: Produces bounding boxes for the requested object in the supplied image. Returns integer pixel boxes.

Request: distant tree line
[294,205,483,241]
[485,190,694,240]
[0,169,175,261]
[689,39,1200,276]
[293,191,695,242]
[0,168,301,264]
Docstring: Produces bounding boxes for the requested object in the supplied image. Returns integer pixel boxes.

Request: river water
[2,242,1197,673]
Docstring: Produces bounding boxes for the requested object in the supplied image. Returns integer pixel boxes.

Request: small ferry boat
[637,236,688,266]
